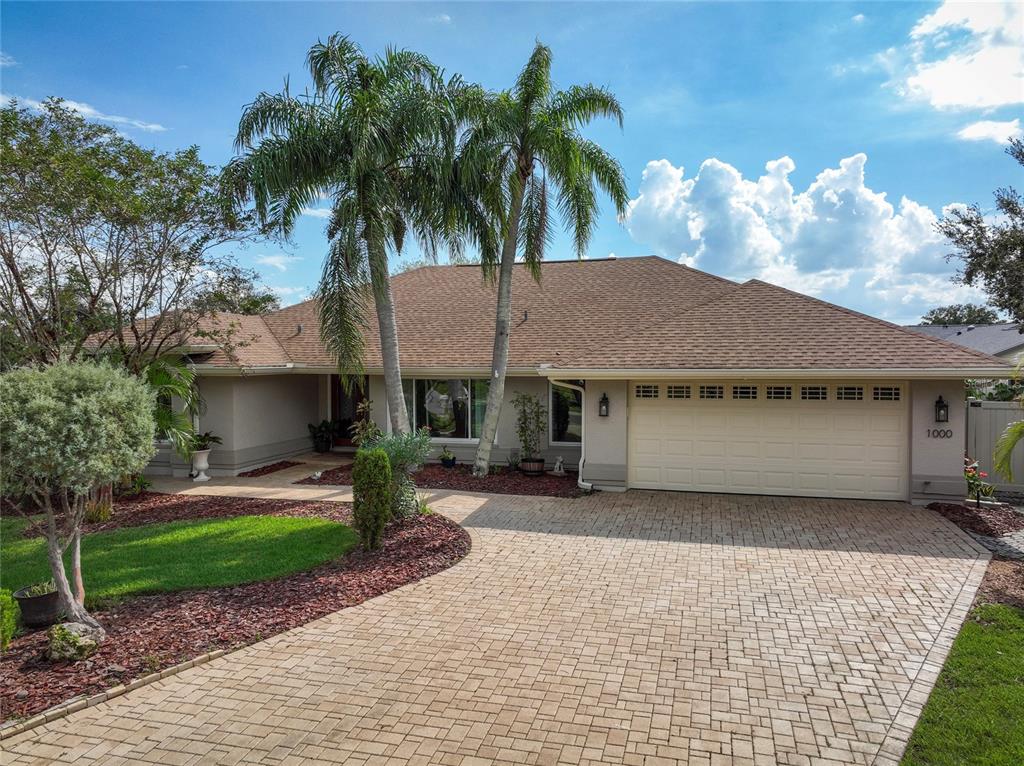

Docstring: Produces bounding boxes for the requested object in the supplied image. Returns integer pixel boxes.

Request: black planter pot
[440,456,457,469]
[13,587,61,628]
[312,437,333,454]
[520,458,546,476]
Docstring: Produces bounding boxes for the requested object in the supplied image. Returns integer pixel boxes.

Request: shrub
[85,499,113,524]
[0,589,19,651]
[511,393,546,459]
[352,448,392,551]
[363,429,432,518]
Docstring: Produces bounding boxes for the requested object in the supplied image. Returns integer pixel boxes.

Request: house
[905,322,1024,367]
[149,256,1010,502]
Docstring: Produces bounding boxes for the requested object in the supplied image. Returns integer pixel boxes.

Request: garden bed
[927,501,1024,537]
[1,502,469,722]
[297,462,583,498]
[237,460,304,478]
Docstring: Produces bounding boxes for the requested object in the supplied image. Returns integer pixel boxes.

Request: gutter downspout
[550,379,592,492]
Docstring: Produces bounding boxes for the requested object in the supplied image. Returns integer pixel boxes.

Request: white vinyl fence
[966,399,1024,492]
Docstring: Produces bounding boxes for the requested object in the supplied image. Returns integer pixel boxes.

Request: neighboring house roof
[904,323,1024,357]
[175,256,1008,376]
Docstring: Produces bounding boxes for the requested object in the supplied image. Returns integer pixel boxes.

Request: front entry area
[628,380,909,500]
[330,374,367,448]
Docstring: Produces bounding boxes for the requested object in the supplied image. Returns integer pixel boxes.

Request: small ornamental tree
[0,362,155,634]
[352,448,393,551]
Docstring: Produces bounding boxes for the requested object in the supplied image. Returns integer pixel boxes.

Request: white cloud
[0,52,16,67]
[176,64,189,70]
[897,1,1024,110]
[254,254,301,272]
[1,93,167,132]
[269,285,307,306]
[851,13,865,24]
[300,206,332,219]
[956,118,1023,144]
[429,13,452,24]
[624,152,986,323]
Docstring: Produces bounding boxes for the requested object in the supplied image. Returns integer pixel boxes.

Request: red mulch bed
[975,558,1024,610]
[237,460,303,478]
[297,462,582,498]
[21,492,353,538]
[928,501,1024,537]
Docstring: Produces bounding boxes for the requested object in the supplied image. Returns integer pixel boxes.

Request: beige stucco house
[148,256,1010,502]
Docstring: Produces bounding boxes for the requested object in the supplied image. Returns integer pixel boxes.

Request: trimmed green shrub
[352,448,392,551]
[363,429,431,518]
[0,589,19,651]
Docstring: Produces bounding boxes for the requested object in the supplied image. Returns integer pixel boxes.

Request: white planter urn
[192,449,212,482]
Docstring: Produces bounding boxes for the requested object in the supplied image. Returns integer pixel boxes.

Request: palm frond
[514,42,553,110]
[994,419,1024,482]
[549,84,624,130]
[317,235,370,384]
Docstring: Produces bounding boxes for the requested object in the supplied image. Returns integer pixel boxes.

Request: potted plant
[439,446,457,469]
[191,431,222,482]
[308,420,337,453]
[13,580,60,627]
[512,393,547,476]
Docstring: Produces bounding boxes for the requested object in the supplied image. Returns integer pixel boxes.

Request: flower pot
[13,586,61,628]
[520,457,546,476]
[192,449,212,482]
[440,456,457,469]
[312,437,333,454]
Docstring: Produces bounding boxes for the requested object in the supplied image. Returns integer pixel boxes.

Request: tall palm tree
[463,42,629,476]
[226,35,490,433]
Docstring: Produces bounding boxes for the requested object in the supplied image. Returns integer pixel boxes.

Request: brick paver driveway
[3,491,987,766]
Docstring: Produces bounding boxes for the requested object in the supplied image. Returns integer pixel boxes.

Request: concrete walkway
[2,488,988,765]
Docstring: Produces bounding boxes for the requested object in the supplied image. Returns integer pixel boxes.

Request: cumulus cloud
[956,118,1023,144]
[254,254,300,272]
[897,1,1023,110]
[1,93,166,132]
[0,52,16,67]
[269,285,308,305]
[300,206,332,219]
[851,13,865,24]
[624,153,986,323]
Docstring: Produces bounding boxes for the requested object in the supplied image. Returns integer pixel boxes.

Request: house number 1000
[927,429,953,438]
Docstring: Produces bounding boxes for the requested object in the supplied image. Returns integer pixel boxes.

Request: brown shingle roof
[191,256,1009,373]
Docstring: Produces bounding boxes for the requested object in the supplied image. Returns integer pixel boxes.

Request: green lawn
[901,603,1024,765]
[1,513,357,606]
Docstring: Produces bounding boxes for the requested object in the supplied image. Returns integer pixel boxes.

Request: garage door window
[873,386,901,401]
[699,384,724,399]
[836,386,864,401]
[800,385,828,400]
[766,385,792,400]
[732,385,758,399]
[666,384,691,399]
[635,384,659,399]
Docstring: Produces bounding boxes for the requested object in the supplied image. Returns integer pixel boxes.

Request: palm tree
[144,354,199,458]
[995,361,1024,481]
[226,35,490,433]
[463,42,629,476]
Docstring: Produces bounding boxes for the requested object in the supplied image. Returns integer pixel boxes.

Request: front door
[331,375,368,447]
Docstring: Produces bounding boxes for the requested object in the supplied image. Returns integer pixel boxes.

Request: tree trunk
[473,177,527,477]
[70,530,85,605]
[368,243,411,434]
[44,513,102,634]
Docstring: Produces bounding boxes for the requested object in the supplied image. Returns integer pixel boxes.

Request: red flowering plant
[964,456,996,508]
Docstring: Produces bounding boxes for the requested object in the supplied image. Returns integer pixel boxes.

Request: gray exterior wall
[580,379,628,489]
[911,379,968,500]
[146,373,321,477]
[368,374,582,470]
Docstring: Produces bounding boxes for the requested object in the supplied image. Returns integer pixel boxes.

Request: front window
[550,383,582,444]
[403,378,489,439]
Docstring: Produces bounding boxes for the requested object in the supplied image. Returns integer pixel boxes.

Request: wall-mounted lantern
[598,393,610,417]
[934,395,949,423]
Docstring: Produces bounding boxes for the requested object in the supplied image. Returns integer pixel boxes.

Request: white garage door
[628,381,908,500]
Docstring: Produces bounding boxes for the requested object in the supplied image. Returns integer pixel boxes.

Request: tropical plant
[226,34,495,434]
[144,355,199,458]
[994,362,1023,482]
[352,448,392,551]
[308,420,339,453]
[465,42,629,476]
[511,392,547,460]
[964,457,996,507]
[362,428,432,518]
[0,588,19,651]
[191,432,222,451]
[0,362,155,635]
[349,399,382,446]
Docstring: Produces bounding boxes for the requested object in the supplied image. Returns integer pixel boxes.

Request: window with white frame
[766,385,792,400]
[836,386,864,401]
[800,385,828,400]
[635,384,659,399]
[550,383,582,444]
[699,384,724,399]
[402,379,489,438]
[872,385,901,401]
[732,385,758,400]
[667,384,691,399]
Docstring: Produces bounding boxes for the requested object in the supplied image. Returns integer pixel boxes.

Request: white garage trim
[627,380,910,500]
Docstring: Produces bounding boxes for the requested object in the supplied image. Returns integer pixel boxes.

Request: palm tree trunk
[473,178,527,477]
[368,243,411,434]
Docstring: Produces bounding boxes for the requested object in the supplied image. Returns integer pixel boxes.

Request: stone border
[870,551,991,765]
[0,647,237,741]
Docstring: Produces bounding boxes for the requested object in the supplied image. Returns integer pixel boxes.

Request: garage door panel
[629,383,908,500]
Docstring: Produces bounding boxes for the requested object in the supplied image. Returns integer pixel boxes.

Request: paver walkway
[2,490,987,765]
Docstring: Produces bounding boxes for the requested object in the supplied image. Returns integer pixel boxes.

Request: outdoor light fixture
[934,396,949,423]
[598,393,610,417]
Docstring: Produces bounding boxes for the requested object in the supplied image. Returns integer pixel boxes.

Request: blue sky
[2,1,1021,323]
